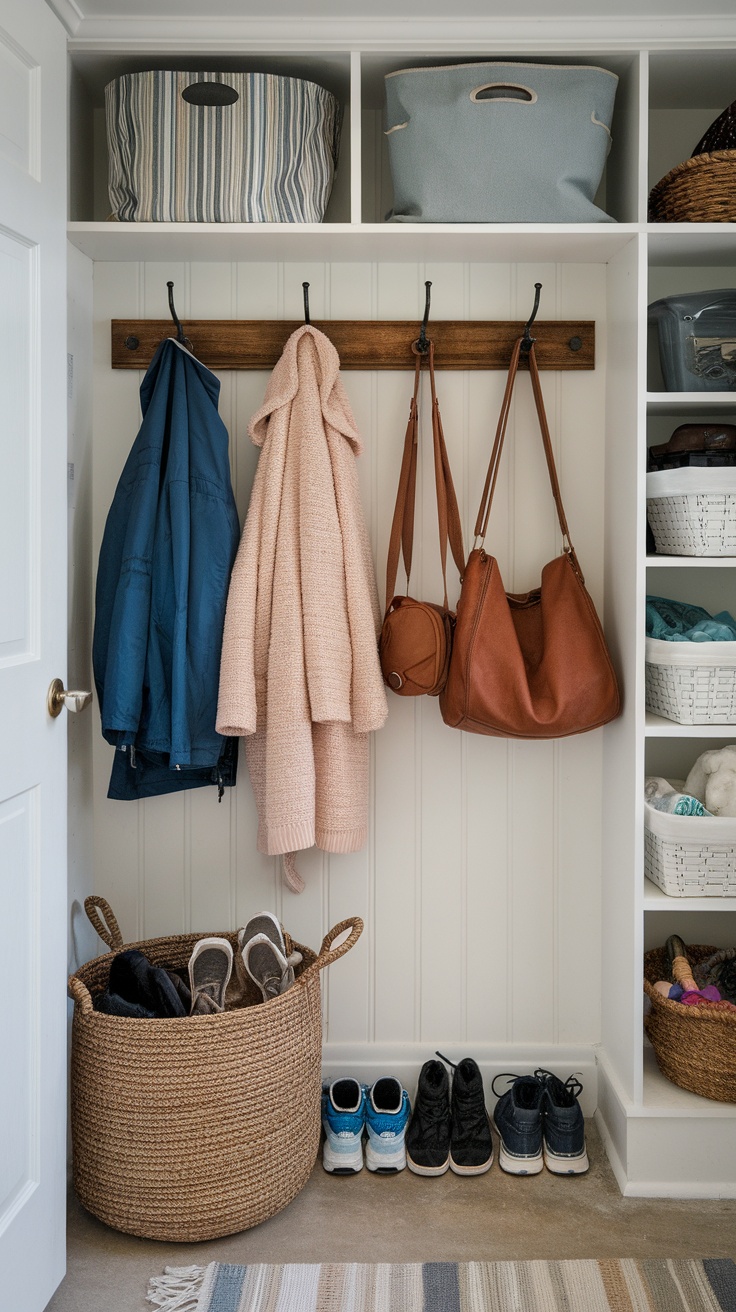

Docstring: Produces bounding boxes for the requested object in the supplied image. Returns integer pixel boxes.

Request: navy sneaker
[321,1078,366,1174]
[406,1059,451,1176]
[492,1073,544,1175]
[364,1077,411,1173]
[536,1070,589,1176]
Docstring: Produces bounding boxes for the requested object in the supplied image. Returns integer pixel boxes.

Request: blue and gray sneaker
[536,1070,589,1175]
[364,1077,411,1174]
[321,1078,366,1174]
[492,1073,545,1175]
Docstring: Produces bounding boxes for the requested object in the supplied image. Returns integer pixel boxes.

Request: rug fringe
[146,1265,206,1311]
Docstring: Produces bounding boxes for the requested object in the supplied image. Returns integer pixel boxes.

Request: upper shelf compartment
[358,50,643,226]
[68,43,646,255]
[68,49,353,226]
[648,49,736,223]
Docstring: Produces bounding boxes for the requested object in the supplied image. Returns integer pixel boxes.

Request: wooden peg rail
[111,319,595,370]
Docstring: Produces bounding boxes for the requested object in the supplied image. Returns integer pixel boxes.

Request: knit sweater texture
[216,325,387,868]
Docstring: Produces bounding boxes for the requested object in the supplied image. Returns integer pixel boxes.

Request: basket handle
[67,974,94,1015]
[305,917,363,976]
[84,895,124,951]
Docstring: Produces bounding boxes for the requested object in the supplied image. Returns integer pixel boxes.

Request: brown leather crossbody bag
[440,337,621,737]
[379,343,465,697]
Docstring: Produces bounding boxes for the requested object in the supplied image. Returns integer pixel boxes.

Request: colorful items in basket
[648,424,736,472]
[94,911,301,1018]
[646,595,736,643]
[650,936,736,1012]
[644,776,710,816]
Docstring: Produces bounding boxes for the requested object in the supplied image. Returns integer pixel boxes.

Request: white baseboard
[321,1042,598,1116]
[593,1107,628,1195]
[621,1181,736,1199]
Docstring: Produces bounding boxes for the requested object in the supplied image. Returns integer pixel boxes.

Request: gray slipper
[188,937,233,1014]
[243,932,299,1002]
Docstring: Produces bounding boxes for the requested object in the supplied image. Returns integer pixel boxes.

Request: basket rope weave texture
[644,944,736,1103]
[648,150,736,223]
[69,896,362,1242]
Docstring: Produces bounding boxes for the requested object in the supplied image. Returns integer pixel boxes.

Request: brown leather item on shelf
[379,342,465,696]
[440,337,621,738]
[648,423,736,470]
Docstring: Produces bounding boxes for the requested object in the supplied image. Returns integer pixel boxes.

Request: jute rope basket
[68,896,362,1241]
[643,943,736,1103]
[648,150,736,222]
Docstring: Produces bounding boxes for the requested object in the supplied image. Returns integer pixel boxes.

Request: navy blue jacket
[93,338,240,800]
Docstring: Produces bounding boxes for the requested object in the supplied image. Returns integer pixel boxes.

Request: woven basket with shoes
[643,943,736,1103]
[68,896,362,1241]
[648,150,736,223]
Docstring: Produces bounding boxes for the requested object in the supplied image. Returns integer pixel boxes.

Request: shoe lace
[533,1069,584,1100]
[491,1071,524,1098]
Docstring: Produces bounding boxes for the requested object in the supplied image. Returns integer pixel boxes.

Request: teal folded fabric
[646,595,736,642]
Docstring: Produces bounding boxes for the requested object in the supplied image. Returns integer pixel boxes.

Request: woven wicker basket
[644,800,736,897]
[649,150,736,222]
[645,637,736,724]
[644,944,736,1103]
[68,896,362,1241]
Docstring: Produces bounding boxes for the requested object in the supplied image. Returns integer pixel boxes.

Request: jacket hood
[140,337,221,414]
[248,325,362,454]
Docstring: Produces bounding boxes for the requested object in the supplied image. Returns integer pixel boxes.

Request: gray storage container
[649,289,736,392]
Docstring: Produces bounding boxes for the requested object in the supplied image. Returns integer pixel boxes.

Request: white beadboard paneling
[373,695,419,1043]
[89,257,606,1073]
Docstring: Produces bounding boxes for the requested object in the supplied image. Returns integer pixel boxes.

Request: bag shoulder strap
[473,338,583,579]
[385,342,465,610]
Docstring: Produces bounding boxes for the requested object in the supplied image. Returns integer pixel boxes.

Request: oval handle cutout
[470,83,537,104]
[182,82,239,107]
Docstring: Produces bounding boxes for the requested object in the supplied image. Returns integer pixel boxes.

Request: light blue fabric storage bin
[384,61,618,224]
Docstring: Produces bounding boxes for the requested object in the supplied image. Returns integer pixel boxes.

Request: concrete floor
[46,1123,736,1312]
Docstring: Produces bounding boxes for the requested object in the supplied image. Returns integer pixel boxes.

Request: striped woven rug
[146,1259,736,1311]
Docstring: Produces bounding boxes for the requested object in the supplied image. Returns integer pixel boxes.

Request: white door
[0,0,68,1308]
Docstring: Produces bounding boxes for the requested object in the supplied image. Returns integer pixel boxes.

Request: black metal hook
[414,280,432,355]
[302,282,311,325]
[166,280,191,349]
[521,282,542,354]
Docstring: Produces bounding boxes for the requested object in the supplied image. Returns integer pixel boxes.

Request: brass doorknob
[47,679,92,718]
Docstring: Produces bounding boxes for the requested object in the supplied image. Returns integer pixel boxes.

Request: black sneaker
[440,1054,493,1176]
[406,1059,451,1176]
[492,1073,544,1175]
[536,1070,589,1175]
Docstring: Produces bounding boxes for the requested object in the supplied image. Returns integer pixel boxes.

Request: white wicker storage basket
[645,637,736,723]
[647,468,736,557]
[645,797,736,897]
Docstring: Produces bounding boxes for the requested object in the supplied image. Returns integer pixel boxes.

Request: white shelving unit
[66,33,736,1197]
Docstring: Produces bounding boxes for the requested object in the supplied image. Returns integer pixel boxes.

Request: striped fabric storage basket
[647,468,736,556]
[645,637,736,723]
[105,72,343,223]
[645,799,736,897]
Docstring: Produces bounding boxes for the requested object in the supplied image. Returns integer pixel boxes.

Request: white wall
[87,257,608,1093]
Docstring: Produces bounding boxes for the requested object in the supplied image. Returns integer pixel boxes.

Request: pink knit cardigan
[216,326,387,891]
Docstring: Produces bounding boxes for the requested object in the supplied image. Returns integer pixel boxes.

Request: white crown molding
[45,0,83,37]
[67,14,736,51]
